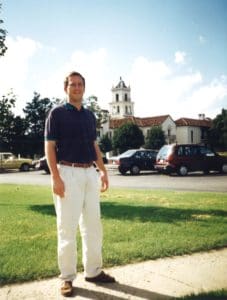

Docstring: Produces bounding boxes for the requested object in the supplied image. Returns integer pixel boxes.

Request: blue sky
[0,0,227,119]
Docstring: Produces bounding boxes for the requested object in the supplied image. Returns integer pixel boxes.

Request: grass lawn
[0,184,227,285]
[177,289,227,299]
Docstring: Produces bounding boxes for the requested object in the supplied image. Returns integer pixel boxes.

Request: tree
[0,91,30,155]
[145,126,166,149]
[0,3,7,56]
[208,109,227,150]
[0,92,16,151]
[99,133,112,154]
[10,116,28,155]
[23,92,54,156]
[84,95,109,127]
[113,122,144,154]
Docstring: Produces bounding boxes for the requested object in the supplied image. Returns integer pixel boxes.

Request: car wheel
[44,167,50,174]
[119,166,127,175]
[177,165,188,176]
[220,164,227,173]
[130,165,140,175]
[20,163,30,172]
[203,169,210,175]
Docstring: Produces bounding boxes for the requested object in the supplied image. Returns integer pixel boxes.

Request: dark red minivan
[155,144,227,176]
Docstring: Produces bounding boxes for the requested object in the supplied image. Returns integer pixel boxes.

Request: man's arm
[45,141,65,197]
[94,141,109,192]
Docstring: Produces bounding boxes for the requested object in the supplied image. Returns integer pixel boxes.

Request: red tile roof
[109,115,171,129]
[175,117,212,127]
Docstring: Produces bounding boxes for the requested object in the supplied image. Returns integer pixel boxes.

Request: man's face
[65,75,85,103]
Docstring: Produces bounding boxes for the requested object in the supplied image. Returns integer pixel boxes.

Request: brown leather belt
[59,160,93,168]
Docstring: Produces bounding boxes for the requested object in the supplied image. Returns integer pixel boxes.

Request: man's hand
[51,175,65,198]
[100,171,109,192]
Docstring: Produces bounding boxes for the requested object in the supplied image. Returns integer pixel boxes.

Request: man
[45,71,115,297]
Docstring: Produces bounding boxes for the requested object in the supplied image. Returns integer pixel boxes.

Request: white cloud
[184,78,227,117]
[0,36,42,113]
[38,48,112,108]
[199,35,206,44]
[174,51,187,64]
[0,36,42,87]
[0,39,226,120]
[128,55,226,119]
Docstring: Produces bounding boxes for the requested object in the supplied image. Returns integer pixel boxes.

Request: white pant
[53,165,103,281]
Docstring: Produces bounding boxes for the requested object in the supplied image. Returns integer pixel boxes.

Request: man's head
[64,71,85,105]
[64,71,85,90]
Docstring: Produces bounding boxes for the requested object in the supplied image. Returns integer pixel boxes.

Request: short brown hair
[64,71,85,89]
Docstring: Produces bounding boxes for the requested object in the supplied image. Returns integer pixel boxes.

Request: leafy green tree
[0,3,7,56]
[84,95,109,127]
[0,92,29,155]
[99,133,112,154]
[208,109,227,150]
[23,92,54,156]
[113,122,144,154]
[0,92,16,151]
[145,126,166,149]
[10,116,28,155]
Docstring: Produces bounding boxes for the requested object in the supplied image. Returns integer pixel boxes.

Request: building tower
[109,77,134,118]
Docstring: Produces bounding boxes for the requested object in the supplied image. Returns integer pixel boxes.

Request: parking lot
[0,167,227,192]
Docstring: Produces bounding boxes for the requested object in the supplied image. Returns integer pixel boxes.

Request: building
[100,78,212,147]
[108,115,176,144]
[109,77,134,118]
[175,114,212,145]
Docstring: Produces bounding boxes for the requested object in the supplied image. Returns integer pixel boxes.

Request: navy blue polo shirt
[45,103,97,163]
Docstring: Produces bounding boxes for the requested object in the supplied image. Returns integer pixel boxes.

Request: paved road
[0,167,227,192]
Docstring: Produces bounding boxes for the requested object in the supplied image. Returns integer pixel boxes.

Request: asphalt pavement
[0,167,227,192]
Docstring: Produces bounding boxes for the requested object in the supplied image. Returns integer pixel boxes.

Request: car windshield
[119,149,137,158]
[157,145,172,159]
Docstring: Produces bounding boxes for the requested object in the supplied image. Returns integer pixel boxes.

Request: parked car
[34,156,50,174]
[0,152,33,172]
[155,144,227,176]
[114,149,158,175]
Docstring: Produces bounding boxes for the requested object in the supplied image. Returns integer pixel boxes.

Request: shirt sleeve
[44,108,59,141]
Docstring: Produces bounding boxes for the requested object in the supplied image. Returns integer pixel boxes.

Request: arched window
[124,94,128,101]
[116,94,119,102]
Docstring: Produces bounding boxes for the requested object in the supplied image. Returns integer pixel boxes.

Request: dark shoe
[61,281,73,297]
[85,271,116,283]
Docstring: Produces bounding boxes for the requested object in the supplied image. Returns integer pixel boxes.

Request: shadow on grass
[101,202,227,222]
[30,204,56,216]
[29,202,227,223]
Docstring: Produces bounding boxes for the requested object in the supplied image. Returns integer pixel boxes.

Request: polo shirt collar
[64,102,85,112]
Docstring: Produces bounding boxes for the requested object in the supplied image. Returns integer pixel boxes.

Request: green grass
[177,289,227,299]
[0,184,227,285]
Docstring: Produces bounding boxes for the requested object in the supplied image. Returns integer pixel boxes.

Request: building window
[116,94,119,102]
[117,106,120,113]
[124,94,128,101]
[191,130,194,144]
[125,106,128,114]
[201,128,205,140]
